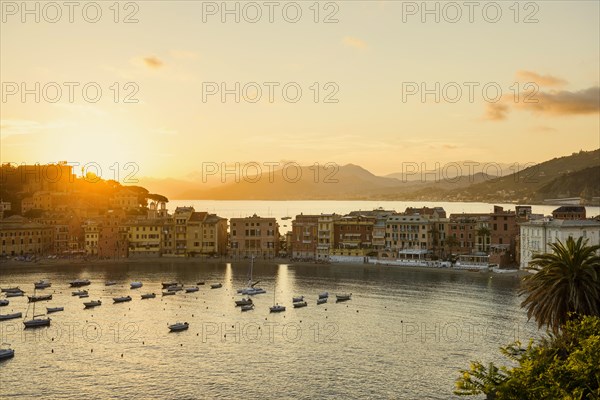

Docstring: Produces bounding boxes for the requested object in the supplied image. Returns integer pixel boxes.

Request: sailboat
[23,289,51,328]
[269,282,285,313]
[237,256,266,295]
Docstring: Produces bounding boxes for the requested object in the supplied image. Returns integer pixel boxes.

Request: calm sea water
[169,200,600,233]
[0,261,541,399]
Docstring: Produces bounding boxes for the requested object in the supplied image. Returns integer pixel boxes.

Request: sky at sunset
[1,1,599,180]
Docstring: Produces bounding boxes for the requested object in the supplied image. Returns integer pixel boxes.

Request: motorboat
[0,300,9,307]
[130,282,143,289]
[196,281,205,286]
[141,293,156,299]
[113,296,132,303]
[84,300,102,308]
[318,292,329,299]
[79,293,89,298]
[69,279,91,287]
[34,280,51,289]
[293,301,308,308]
[185,287,199,293]
[6,291,24,297]
[72,290,88,296]
[241,304,254,312]
[0,343,14,360]
[317,298,328,305]
[292,296,304,303]
[1,287,21,293]
[28,294,52,303]
[210,283,222,289]
[161,282,179,289]
[166,284,183,292]
[105,281,117,286]
[270,304,286,313]
[0,312,22,321]
[168,322,189,332]
[162,291,176,296]
[46,307,64,314]
[235,298,253,306]
[336,294,352,302]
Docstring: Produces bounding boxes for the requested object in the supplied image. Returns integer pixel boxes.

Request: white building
[519,218,600,269]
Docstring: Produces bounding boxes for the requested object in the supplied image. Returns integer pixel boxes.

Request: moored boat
[0,300,9,307]
[105,281,117,286]
[69,279,91,287]
[166,284,183,292]
[84,300,102,308]
[336,294,352,302]
[72,290,88,296]
[0,343,15,360]
[161,282,179,289]
[46,307,64,314]
[293,301,307,308]
[23,294,51,328]
[318,292,329,299]
[235,298,253,306]
[113,295,132,303]
[0,312,22,321]
[270,304,286,313]
[196,281,205,286]
[210,283,222,289]
[317,298,328,305]
[28,294,52,303]
[162,291,176,296]
[6,291,24,298]
[185,287,199,293]
[34,280,52,289]
[292,296,304,303]
[168,322,189,332]
[1,287,21,293]
[241,304,254,311]
[130,282,143,289]
[141,293,156,299]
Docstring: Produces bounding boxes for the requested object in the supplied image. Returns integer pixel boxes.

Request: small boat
[185,287,199,293]
[0,312,22,321]
[1,287,21,293]
[72,290,88,296]
[161,282,179,289]
[0,300,9,307]
[241,304,254,312]
[24,317,51,328]
[105,281,117,286]
[28,294,52,303]
[162,291,176,296]
[292,296,304,303]
[84,300,102,308]
[34,280,51,289]
[79,293,89,298]
[141,293,156,299]
[69,279,91,287]
[293,301,308,308]
[46,307,64,314]
[237,256,266,295]
[196,281,205,286]
[6,291,24,297]
[235,298,253,306]
[270,304,286,313]
[168,322,189,332]
[0,343,15,360]
[210,283,222,289]
[130,282,143,289]
[317,298,328,305]
[318,292,329,299]
[166,284,183,292]
[113,296,132,303]
[336,294,352,302]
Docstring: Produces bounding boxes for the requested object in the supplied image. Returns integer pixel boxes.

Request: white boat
[72,290,88,296]
[23,292,51,328]
[105,281,117,286]
[162,291,176,296]
[28,294,52,302]
[84,300,102,308]
[336,294,352,302]
[34,280,51,289]
[235,298,253,306]
[168,322,189,332]
[237,256,267,295]
[0,312,22,321]
[6,291,24,297]
[0,300,9,307]
[141,293,156,299]
[293,301,308,308]
[69,279,91,287]
[46,307,64,314]
[113,296,132,303]
[269,283,285,313]
[318,292,329,299]
[130,282,143,289]
[185,287,199,293]
[292,296,304,303]
[317,298,328,305]
[210,283,222,289]
[0,343,14,360]
[241,304,254,312]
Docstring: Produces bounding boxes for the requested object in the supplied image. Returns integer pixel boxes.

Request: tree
[455,315,600,399]
[520,237,600,333]
[445,235,459,256]
[476,226,491,253]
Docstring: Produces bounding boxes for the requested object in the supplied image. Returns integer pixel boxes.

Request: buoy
[121,354,123,357]
[91,349,93,353]
[51,349,54,353]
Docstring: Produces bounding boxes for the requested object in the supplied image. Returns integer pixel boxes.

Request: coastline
[0,256,527,277]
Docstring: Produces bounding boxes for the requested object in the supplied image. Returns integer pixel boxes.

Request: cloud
[142,56,164,69]
[516,70,567,87]
[484,86,599,121]
[343,36,367,50]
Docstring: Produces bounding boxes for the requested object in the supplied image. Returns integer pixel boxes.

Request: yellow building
[126,219,163,257]
[0,215,53,257]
